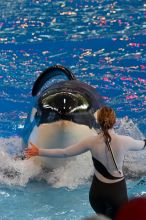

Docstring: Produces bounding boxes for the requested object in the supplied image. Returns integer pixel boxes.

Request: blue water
[0,0,146,219]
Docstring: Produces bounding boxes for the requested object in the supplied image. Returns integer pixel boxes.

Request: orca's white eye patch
[30,108,37,122]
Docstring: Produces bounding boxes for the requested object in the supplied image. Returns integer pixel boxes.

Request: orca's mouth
[35,91,98,129]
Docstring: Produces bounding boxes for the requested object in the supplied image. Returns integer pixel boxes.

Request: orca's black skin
[32,65,76,96]
[32,65,104,130]
[37,80,104,111]
[34,80,103,130]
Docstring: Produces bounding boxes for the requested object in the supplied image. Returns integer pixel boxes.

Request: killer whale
[22,65,104,169]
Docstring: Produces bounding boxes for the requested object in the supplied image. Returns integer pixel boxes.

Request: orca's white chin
[28,120,96,169]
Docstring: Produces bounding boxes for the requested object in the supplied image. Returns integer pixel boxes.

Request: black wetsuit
[89,157,128,220]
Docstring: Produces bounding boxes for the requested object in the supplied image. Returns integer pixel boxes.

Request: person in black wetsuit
[25,106,146,220]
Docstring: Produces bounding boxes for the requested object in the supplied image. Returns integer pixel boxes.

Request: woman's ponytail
[97,106,116,147]
[97,106,122,174]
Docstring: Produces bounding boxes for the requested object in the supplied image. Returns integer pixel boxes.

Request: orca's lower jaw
[29,120,95,147]
[28,120,96,169]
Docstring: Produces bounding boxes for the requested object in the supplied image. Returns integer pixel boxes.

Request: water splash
[116,116,144,139]
[43,152,93,189]
[0,137,42,186]
[116,117,146,179]
[0,118,145,188]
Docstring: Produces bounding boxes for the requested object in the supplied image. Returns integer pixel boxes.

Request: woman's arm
[125,137,146,151]
[25,137,93,158]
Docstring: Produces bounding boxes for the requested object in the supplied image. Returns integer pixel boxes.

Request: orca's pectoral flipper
[32,65,76,96]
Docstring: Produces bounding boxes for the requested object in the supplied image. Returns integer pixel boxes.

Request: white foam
[0,137,42,186]
[0,117,145,188]
[44,152,93,189]
[115,117,146,178]
[116,116,144,140]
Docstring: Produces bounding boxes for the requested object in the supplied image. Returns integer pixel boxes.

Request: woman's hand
[24,142,39,158]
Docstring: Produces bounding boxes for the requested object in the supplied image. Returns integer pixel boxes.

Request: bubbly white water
[0,117,145,189]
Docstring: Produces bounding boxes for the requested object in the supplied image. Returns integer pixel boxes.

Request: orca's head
[34,87,98,129]
[30,65,104,130]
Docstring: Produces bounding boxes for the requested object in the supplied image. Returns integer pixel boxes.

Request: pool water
[0,179,146,220]
[0,0,146,219]
[0,182,92,220]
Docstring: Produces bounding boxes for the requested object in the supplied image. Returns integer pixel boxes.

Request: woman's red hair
[97,106,116,145]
